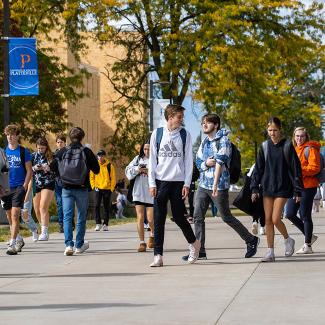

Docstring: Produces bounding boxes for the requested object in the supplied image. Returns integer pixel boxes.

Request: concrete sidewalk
[1,211,325,325]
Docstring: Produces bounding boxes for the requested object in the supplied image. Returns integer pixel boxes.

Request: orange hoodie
[295,140,321,188]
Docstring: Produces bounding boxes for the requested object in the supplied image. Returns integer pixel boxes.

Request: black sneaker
[245,236,260,258]
[182,252,207,261]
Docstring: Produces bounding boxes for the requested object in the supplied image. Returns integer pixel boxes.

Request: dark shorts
[0,186,26,210]
[35,184,55,193]
[133,201,154,208]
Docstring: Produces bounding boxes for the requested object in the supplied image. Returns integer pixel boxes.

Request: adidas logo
[158,141,182,158]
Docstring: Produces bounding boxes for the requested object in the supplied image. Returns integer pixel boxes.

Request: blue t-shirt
[5,146,31,188]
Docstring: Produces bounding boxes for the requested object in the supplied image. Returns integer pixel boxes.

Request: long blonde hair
[292,127,310,147]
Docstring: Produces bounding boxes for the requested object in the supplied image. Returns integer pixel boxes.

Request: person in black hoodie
[251,117,303,262]
[53,127,100,256]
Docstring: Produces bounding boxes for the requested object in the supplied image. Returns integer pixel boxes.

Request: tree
[0,0,88,143]
[193,0,325,168]
[86,0,324,165]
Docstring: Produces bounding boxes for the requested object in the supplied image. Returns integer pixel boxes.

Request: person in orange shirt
[285,127,321,254]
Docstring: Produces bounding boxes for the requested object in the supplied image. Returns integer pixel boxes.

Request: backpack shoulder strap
[304,146,310,160]
[156,127,163,155]
[180,128,187,157]
[19,146,27,174]
[262,141,268,161]
[107,162,111,181]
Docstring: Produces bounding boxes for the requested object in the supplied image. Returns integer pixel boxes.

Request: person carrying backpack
[148,104,200,267]
[53,127,99,256]
[90,149,116,231]
[251,117,303,262]
[182,113,259,261]
[284,127,321,254]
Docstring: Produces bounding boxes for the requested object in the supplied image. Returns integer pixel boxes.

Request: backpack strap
[304,146,310,160]
[107,162,111,181]
[262,141,268,161]
[179,128,187,157]
[156,127,164,159]
[19,146,27,175]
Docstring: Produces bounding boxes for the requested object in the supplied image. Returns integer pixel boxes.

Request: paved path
[1,211,325,324]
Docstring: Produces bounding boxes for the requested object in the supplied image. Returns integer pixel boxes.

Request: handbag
[127,177,137,203]
[233,176,265,219]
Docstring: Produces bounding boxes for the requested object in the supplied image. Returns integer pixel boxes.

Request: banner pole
[3,0,10,127]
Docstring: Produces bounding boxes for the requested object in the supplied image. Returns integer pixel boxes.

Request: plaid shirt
[196,128,231,191]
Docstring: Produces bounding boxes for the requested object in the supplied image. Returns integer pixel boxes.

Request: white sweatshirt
[148,127,193,187]
[125,155,153,204]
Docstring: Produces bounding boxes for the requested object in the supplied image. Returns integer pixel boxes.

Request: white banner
[152,99,170,130]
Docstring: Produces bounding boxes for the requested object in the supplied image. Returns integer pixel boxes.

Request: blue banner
[9,38,39,96]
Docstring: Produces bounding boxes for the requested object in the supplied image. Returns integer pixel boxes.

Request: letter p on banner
[9,38,39,96]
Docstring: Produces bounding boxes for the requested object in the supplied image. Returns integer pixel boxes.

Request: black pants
[252,214,265,227]
[95,189,112,225]
[285,187,317,244]
[154,180,196,256]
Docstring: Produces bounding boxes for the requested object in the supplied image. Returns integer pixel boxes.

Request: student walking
[54,134,67,233]
[285,127,321,254]
[183,113,259,261]
[54,127,100,256]
[1,125,32,255]
[251,117,303,262]
[125,140,155,252]
[90,149,116,231]
[31,137,56,241]
[148,104,200,267]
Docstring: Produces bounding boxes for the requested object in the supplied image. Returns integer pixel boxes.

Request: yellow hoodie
[89,159,116,191]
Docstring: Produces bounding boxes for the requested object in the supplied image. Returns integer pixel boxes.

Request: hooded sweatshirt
[295,140,321,188]
[196,128,231,191]
[148,127,193,187]
[89,159,116,191]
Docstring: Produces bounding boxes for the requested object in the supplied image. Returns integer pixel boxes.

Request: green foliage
[0,0,87,144]
[82,0,324,165]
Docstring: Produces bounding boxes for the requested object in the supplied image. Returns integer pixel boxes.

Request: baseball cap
[97,149,106,156]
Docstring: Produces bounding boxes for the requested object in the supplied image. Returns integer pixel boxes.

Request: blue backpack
[304,146,325,184]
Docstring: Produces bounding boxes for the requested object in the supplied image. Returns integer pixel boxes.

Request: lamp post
[2,0,10,127]
[149,80,171,131]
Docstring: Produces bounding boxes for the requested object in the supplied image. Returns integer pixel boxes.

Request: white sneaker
[259,227,265,235]
[311,234,318,245]
[188,239,201,264]
[38,233,49,241]
[6,245,17,255]
[296,244,313,254]
[261,249,275,262]
[32,231,38,242]
[64,246,74,256]
[102,225,108,231]
[95,224,101,231]
[150,254,163,267]
[15,238,25,252]
[75,241,89,255]
[284,237,295,257]
[251,222,258,235]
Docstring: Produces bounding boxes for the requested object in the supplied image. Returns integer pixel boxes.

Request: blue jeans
[62,188,89,248]
[55,182,63,225]
[21,190,38,233]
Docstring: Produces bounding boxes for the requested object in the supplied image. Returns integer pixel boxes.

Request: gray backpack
[58,146,88,186]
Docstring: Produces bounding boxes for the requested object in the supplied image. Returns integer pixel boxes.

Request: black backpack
[228,143,241,184]
[58,146,88,186]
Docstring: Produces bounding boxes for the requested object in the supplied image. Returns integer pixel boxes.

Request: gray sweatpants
[194,186,254,253]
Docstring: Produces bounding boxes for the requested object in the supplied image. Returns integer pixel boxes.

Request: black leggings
[285,187,317,244]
